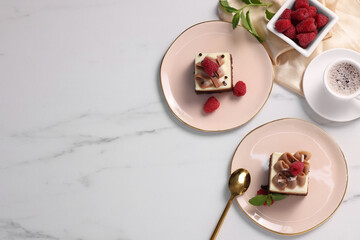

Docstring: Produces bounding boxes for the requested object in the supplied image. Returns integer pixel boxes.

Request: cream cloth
[218,0,360,96]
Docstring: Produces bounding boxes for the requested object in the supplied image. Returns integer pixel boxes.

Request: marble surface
[0,0,359,239]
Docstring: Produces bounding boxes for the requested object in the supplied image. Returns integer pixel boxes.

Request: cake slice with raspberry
[194,52,233,93]
[268,151,311,196]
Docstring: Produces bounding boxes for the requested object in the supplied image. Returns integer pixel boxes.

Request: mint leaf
[271,193,287,201]
[250,0,263,4]
[219,0,230,7]
[249,194,267,206]
[254,35,264,42]
[245,10,264,42]
[242,0,251,4]
[232,12,240,29]
[266,196,272,206]
[240,11,251,31]
[246,11,254,32]
[219,0,238,13]
[225,6,239,13]
[265,8,275,20]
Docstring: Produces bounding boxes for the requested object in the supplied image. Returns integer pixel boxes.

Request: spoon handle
[210,195,235,240]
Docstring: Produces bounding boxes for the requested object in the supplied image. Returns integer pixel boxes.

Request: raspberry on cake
[194,53,233,93]
[268,151,311,196]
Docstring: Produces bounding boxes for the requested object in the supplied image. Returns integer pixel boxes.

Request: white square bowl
[266,0,339,57]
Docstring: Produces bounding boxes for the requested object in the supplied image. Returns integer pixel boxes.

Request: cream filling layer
[269,152,309,194]
[194,52,232,91]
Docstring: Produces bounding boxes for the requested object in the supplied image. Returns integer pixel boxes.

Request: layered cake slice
[269,151,311,196]
[194,52,233,93]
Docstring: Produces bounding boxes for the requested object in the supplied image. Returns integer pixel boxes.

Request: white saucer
[303,48,360,122]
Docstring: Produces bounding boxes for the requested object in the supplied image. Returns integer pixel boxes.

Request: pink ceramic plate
[231,118,348,235]
[160,21,273,132]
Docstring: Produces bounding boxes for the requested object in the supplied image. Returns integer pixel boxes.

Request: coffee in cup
[324,58,360,100]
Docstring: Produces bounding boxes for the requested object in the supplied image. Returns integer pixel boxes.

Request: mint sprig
[249,194,268,206]
[271,193,287,201]
[249,193,287,206]
[219,0,275,42]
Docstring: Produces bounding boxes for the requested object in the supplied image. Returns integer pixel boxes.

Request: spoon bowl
[229,168,251,197]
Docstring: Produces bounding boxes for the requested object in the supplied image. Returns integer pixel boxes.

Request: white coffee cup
[323,58,360,101]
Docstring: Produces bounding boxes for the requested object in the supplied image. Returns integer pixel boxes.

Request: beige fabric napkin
[218,0,360,96]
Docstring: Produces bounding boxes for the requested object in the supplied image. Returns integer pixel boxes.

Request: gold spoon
[210,168,251,240]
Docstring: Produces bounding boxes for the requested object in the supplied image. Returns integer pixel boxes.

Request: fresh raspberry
[291,19,300,26]
[315,13,328,28]
[233,81,247,96]
[275,19,292,33]
[294,0,309,10]
[296,32,316,48]
[308,6,317,18]
[289,161,305,176]
[257,188,268,195]
[283,25,296,39]
[280,8,292,19]
[256,188,273,206]
[264,199,274,206]
[203,96,220,114]
[296,18,317,33]
[201,57,218,77]
[291,8,309,21]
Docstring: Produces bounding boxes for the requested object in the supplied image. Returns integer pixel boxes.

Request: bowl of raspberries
[267,0,338,57]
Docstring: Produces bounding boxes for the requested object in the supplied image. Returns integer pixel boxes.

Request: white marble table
[0,0,359,239]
